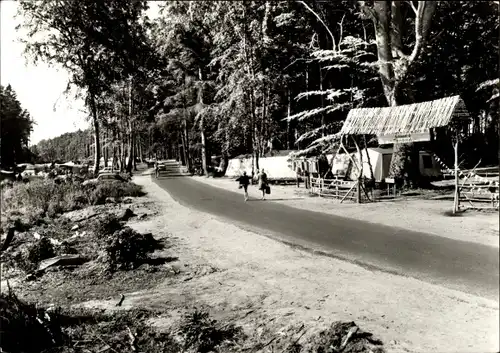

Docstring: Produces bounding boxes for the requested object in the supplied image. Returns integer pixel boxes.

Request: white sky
[0,1,162,145]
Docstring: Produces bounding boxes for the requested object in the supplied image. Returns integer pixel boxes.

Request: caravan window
[422,155,433,169]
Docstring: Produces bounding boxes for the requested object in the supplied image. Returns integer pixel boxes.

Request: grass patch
[1,179,145,230]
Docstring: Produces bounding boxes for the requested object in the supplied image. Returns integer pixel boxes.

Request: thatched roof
[340,95,470,135]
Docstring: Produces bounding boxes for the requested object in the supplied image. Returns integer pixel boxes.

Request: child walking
[258,169,269,200]
[235,171,251,201]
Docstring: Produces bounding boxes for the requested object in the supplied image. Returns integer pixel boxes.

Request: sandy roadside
[192,176,499,248]
[79,175,499,353]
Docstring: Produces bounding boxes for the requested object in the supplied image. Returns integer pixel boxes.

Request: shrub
[85,181,145,205]
[301,321,385,353]
[91,213,123,237]
[2,179,85,219]
[27,237,55,265]
[180,309,243,353]
[104,227,159,271]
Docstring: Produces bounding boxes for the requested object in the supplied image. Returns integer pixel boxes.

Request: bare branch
[407,0,418,14]
[297,0,336,51]
[338,13,346,50]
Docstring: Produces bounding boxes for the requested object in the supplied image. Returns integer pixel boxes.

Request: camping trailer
[331,147,442,182]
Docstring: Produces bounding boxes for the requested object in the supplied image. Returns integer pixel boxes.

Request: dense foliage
[19,1,499,178]
[0,85,33,168]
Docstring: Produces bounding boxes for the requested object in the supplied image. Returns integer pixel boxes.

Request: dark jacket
[236,174,251,186]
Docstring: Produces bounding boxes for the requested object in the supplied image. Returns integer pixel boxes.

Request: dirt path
[192,176,499,248]
[79,175,499,353]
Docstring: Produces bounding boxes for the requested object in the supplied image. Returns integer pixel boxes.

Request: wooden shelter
[339,95,471,212]
[340,95,470,139]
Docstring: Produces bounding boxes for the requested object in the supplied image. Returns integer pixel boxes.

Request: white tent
[331,147,442,182]
[225,155,298,179]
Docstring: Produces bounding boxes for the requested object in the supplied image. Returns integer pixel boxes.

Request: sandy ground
[78,175,499,353]
[192,176,499,248]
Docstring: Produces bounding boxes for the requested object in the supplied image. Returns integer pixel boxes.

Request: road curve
[153,175,499,300]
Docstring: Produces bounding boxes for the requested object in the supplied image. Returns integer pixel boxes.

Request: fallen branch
[115,294,125,307]
[75,212,101,223]
[283,324,307,352]
[91,332,120,353]
[126,326,137,352]
[340,326,358,350]
[1,228,15,252]
[242,309,255,319]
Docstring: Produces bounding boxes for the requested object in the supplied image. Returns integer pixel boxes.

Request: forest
[16,0,499,181]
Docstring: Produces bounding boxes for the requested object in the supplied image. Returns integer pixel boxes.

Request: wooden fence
[459,183,499,208]
[310,177,371,203]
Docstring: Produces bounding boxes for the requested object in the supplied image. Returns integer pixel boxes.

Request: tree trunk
[112,145,117,173]
[89,94,100,176]
[287,88,291,150]
[138,136,143,163]
[180,128,188,167]
[319,65,325,137]
[183,118,190,170]
[126,76,134,174]
[133,133,137,171]
[362,0,437,185]
[120,132,125,172]
[221,154,229,174]
[200,116,208,175]
[196,68,208,175]
[103,128,108,168]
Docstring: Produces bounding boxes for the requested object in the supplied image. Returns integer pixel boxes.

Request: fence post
[335,176,339,198]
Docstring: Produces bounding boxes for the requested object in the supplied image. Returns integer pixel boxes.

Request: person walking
[154,160,159,178]
[296,167,302,188]
[258,169,269,200]
[235,171,251,201]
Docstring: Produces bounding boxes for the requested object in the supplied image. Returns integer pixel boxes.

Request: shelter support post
[335,175,339,198]
[356,180,361,203]
[453,137,460,214]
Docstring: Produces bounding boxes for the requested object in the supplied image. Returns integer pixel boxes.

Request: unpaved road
[154,175,499,301]
[98,175,497,353]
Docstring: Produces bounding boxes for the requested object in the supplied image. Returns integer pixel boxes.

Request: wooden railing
[459,183,499,208]
[310,176,370,203]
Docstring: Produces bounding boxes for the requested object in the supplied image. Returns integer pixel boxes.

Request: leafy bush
[85,181,144,205]
[1,179,84,218]
[27,237,55,265]
[91,213,123,237]
[1,179,145,225]
[104,227,160,271]
[180,309,244,353]
[301,321,385,353]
